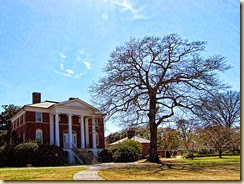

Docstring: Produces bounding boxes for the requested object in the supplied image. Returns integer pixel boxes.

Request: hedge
[35,145,65,166]
[113,147,135,162]
[13,142,39,167]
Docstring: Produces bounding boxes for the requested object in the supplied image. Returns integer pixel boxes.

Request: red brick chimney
[32,92,41,104]
[127,129,135,139]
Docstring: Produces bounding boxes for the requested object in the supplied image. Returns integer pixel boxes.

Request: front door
[63,132,77,148]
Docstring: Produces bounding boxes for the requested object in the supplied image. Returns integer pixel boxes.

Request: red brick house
[10,92,105,164]
[108,130,150,158]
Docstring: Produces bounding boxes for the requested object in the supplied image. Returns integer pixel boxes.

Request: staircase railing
[71,147,101,165]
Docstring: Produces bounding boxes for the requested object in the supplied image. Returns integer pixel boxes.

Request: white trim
[24,106,50,113]
[10,109,25,122]
[50,114,54,145]
[92,117,96,149]
[68,114,73,149]
[85,117,89,148]
[55,113,60,146]
[80,116,85,148]
[54,98,99,111]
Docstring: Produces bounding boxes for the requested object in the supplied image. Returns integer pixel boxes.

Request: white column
[55,113,60,146]
[49,114,54,145]
[80,116,85,148]
[92,117,97,148]
[85,117,89,148]
[68,113,73,149]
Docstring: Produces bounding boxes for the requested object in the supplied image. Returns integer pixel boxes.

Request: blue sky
[0,0,240,135]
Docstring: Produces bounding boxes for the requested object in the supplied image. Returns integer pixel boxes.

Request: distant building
[109,129,150,157]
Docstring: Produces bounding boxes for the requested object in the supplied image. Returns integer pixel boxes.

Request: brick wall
[13,111,105,149]
[141,143,150,157]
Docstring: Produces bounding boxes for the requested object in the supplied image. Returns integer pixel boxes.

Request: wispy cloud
[0,81,11,87]
[60,63,64,70]
[83,61,91,70]
[55,50,91,79]
[66,69,74,75]
[55,70,83,79]
[110,0,148,20]
[59,53,66,61]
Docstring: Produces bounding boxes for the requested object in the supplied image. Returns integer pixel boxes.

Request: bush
[0,146,8,167]
[13,142,38,167]
[35,145,65,166]
[98,149,114,162]
[165,150,171,158]
[109,139,142,161]
[183,152,194,159]
[117,139,142,156]
[113,147,135,162]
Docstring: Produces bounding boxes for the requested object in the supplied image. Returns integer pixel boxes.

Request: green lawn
[99,155,240,180]
[0,166,86,180]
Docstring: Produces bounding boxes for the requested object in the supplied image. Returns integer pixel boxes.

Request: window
[35,129,43,144]
[35,112,42,122]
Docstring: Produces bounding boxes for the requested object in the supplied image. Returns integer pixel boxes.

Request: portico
[49,111,99,149]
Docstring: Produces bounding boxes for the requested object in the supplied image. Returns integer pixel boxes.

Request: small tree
[159,127,180,150]
[177,119,197,159]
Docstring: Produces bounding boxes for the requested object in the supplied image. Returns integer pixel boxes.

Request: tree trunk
[219,150,223,158]
[148,123,159,162]
[148,91,160,163]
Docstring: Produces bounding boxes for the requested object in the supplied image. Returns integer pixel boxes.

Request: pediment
[55,99,98,112]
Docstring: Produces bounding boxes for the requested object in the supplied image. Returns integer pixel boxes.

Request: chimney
[127,129,135,139]
[32,92,41,104]
[69,97,76,101]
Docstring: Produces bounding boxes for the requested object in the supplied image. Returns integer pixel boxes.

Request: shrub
[183,152,194,159]
[35,145,65,166]
[0,146,8,167]
[98,149,114,162]
[109,139,142,161]
[13,142,38,167]
[165,150,171,158]
[117,139,142,156]
[113,147,135,162]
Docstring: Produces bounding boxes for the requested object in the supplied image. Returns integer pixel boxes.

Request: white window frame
[35,112,42,123]
[35,129,43,144]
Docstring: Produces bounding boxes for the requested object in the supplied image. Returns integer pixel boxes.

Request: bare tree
[159,127,180,151]
[90,34,229,162]
[200,126,239,158]
[176,119,197,159]
[194,91,240,158]
[194,91,240,128]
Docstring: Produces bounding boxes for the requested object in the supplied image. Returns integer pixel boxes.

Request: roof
[109,136,150,145]
[10,98,104,121]
[26,101,57,108]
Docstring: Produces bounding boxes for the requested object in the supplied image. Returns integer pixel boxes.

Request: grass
[99,155,240,180]
[0,166,87,180]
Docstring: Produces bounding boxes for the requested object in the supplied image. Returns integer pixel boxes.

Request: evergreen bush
[98,149,114,162]
[13,142,38,167]
[113,147,135,162]
[35,145,65,166]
